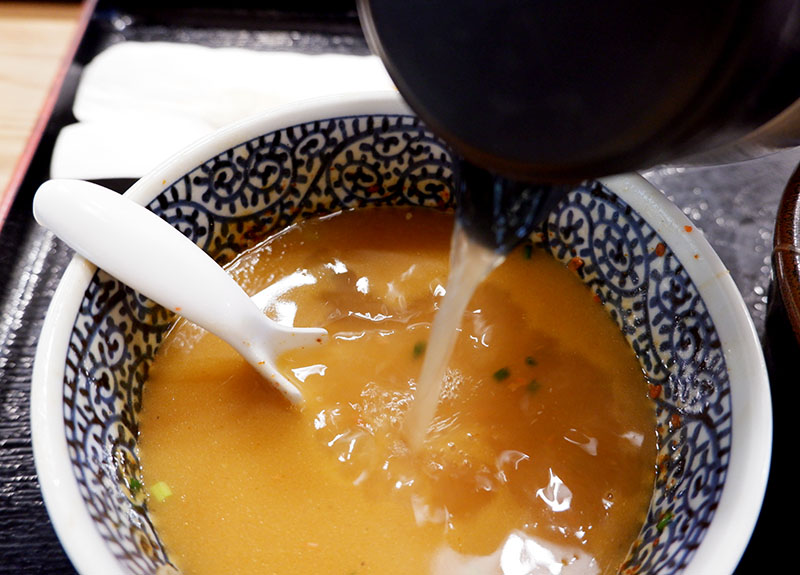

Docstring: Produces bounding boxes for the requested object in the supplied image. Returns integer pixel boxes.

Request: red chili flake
[670,413,682,428]
[567,256,584,271]
[367,185,380,194]
[684,225,693,232]
[655,242,666,257]
[693,254,700,259]
[648,383,662,399]
[174,306,182,312]
[592,293,602,303]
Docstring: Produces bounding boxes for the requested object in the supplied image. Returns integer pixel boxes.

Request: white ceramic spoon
[33,179,327,407]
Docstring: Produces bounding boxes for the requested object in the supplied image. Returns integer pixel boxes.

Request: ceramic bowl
[32,91,771,575]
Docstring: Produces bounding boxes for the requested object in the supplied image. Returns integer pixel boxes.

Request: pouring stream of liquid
[404,163,569,449]
[404,221,504,451]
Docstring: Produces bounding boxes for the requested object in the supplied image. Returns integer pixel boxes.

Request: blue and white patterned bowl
[32,91,771,575]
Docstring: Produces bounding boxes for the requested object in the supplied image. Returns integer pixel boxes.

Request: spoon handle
[34,179,261,338]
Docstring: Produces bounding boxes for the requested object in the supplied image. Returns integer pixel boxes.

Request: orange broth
[138,207,656,575]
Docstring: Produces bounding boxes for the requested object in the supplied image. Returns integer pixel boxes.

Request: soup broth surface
[138,207,656,575]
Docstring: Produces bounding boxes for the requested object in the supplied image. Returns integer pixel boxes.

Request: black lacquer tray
[0,1,797,572]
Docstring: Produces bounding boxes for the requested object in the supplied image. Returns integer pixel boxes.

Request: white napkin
[50,41,395,180]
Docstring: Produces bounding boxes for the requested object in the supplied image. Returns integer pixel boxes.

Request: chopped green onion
[523,244,533,260]
[656,511,674,530]
[150,481,173,502]
[527,380,541,393]
[413,341,427,359]
[525,356,537,366]
[493,367,510,382]
[128,477,142,494]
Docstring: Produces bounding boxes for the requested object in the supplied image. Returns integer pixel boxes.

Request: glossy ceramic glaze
[773,162,800,345]
[31,92,771,575]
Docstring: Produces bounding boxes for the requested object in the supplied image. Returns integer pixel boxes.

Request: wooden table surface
[0,2,83,203]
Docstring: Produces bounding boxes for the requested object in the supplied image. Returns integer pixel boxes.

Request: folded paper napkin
[51,41,396,180]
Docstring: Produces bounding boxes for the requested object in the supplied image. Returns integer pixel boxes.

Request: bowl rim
[31,90,772,575]
[599,173,773,575]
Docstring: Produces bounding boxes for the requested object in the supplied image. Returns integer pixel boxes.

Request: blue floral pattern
[540,184,730,574]
[60,114,730,574]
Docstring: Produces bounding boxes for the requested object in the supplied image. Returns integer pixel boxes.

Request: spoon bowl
[33,179,326,406]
